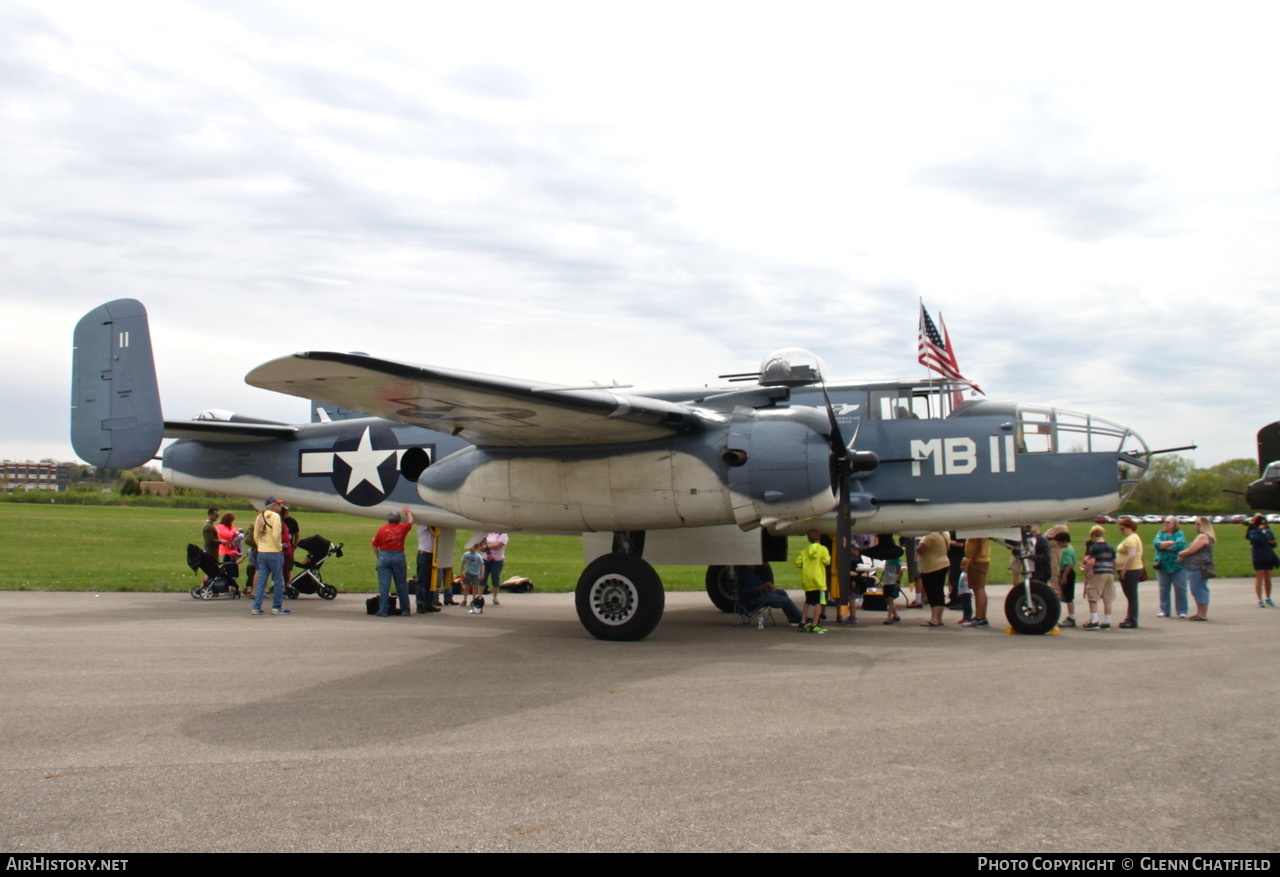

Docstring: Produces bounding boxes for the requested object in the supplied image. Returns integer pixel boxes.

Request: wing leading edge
[245,352,710,447]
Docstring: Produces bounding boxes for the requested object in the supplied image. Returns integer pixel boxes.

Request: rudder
[70,299,164,469]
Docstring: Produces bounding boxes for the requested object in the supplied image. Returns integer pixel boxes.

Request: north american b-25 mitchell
[72,299,1151,640]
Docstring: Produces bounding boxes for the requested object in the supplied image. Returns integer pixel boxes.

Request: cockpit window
[1017,408,1056,453]
[870,386,960,421]
[1015,406,1132,454]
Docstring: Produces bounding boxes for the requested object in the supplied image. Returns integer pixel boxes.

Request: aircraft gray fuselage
[162,384,1142,539]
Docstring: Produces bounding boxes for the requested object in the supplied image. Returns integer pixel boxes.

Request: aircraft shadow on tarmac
[176,605,828,750]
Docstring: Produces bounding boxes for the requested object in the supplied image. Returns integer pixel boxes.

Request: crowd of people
[197,501,1278,627]
[199,500,510,618]
[201,500,299,614]
[734,515,1280,633]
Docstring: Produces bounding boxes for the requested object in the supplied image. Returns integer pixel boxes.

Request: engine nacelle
[722,406,837,529]
[417,443,735,532]
[417,408,837,533]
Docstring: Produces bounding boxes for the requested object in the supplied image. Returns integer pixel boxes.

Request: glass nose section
[1014,405,1149,500]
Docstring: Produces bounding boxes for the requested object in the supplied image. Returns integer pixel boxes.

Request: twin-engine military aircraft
[72,299,1151,640]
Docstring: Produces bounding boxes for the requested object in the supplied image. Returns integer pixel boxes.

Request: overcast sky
[4,0,1277,469]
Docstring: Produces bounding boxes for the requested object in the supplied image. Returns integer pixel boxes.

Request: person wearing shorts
[794,530,830,632]
[1082,526,1116,630]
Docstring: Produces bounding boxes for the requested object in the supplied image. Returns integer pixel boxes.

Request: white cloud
[3,0,1278,472]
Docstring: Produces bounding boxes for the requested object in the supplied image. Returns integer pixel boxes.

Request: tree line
[1118,456,1258,515]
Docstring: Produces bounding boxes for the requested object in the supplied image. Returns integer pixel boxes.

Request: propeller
[817,373,878,599]
[754,348,878,587]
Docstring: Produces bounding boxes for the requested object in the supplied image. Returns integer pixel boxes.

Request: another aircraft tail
[71,299,165,469]
[1259,422,1280,477]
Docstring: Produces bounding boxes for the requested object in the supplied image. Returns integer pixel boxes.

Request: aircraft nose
[1116,427,1150,502]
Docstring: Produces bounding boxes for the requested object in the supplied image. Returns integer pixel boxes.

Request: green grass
[0,505,712,593]
[0,505,1260,593]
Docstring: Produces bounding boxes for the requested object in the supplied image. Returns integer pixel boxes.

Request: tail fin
[71,299,164,469]
[1259,422,1280,477]
[311,400,368,423]
[1246,421,1280,511]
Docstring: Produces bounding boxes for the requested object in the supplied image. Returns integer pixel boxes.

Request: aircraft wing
[245,352,708,447]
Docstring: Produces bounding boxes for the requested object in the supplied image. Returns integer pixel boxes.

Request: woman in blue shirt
[1152,517,1188,618]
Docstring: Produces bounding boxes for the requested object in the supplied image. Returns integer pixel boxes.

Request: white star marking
[335,426,395,496]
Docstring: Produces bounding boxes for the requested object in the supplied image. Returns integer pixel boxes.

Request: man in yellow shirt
[252,498,290,616]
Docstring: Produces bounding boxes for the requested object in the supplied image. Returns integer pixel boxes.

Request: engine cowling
[415,407,837,533]
[722,406,838,529]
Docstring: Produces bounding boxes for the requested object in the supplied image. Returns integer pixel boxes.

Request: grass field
[0,504,1261,593]
[0,504,712,593]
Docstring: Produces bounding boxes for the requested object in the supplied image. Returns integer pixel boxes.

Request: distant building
[1,462,71,492]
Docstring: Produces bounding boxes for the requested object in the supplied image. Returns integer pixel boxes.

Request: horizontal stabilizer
[163,420,298,442]
[71,299,164,469]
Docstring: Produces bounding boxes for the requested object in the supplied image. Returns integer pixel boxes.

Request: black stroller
[186,544,242,600]
[285,534,343,600]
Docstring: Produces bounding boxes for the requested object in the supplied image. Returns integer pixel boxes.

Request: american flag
[917,303,982,393]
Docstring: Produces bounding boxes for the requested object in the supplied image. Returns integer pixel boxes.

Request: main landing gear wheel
[319,585,337,600]
[575,554,665,642]
[705,563,775,613]
[1004,579,1060,635]
[706,566,735,613]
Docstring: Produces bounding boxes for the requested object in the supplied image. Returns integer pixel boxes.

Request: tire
[286,585,299,600]
[231,585,241,600]
[575,554,665,642]
[190,585,202,600]
[705,566,735,613]
[319,585,337,600]
[1004,579,1060,635]
[197,585,213,601]
[705,563,774,613]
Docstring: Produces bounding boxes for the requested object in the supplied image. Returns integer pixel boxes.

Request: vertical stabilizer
[71,299,164,468]
[311,401,368,423]
[1259,422,1280,476]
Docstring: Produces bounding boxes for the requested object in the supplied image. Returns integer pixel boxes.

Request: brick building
[1,462,71,492]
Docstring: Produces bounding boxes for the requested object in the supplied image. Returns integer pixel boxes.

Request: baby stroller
[186,544,242,600]
[285,534,343,600]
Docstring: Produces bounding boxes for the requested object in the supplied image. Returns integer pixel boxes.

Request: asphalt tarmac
[2,581,1277,853]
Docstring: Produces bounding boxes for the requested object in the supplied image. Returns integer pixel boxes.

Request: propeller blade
[818,381,854,602]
